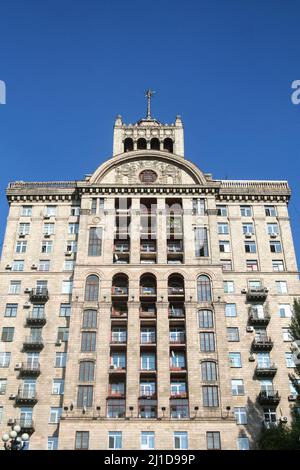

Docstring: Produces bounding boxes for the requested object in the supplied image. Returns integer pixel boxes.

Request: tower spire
[145,89,155,119]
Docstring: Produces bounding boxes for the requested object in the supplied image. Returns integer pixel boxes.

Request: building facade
[0,99,299,450]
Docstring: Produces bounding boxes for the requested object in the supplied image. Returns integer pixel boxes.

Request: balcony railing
[111,308,128,318]
[140,287,156,296]
[252,336,273,351]
[167,244,183,253]
[257,390,280,405]
[170,335,185,344]
[140,244,156,253]
[170,392,188,399]
[248,308,271,324]
[168,287,184,296]
[20,362,41,376]
[29,288,49,302]
[23,336,44,350]
[168,308,185,318]
[246,287,268,301]
[140,336,156,345]
[112,287,128,296]
[255,364,278,377]
[26,313,46,326]
[114,244,130,253]
[15,390,38,405]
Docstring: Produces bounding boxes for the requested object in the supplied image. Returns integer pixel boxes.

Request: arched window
[201,361,217,381]
[124,138,133,152]
[150,138,160,150]
[198,309,214,328]
[197,275,212,302]
[137,138,147,150]
[79,361,95,381]
[168,274,185,297]
[112,274,129,296]
[140,273,157,297]
[163,138,173,153]
[85,275,99,302]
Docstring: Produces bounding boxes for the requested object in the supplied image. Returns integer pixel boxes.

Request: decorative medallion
[139,169,158,183]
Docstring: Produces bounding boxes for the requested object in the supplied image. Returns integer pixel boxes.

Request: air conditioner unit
[5,264,12,270]
[19,233,26,238]
[65,251,72,257]
[245,233,252,238]
[246,326,254,333]
[24,288,31,293]
[55,340,62,346]
[280,416,288,422]
[14,363,22,370]
[288,395,297,402]
[270,233,277,238]
[31,264,38,270]
[44,233,51,238]
[7,418,15,425]
[43,214,51,220]
[241,289,247,294]
[9,394,16,399]
[249,354,256,362]
[109,365,116,370]
[23,302,30,309]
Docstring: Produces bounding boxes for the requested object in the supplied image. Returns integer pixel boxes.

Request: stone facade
[0,109,299,450]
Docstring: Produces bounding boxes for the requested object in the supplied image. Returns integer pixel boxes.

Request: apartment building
[0,98,299,450]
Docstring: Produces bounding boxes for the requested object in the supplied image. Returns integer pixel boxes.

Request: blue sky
[0,0,300,264]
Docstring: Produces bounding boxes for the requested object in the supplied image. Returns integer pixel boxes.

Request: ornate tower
[113,90,184,157]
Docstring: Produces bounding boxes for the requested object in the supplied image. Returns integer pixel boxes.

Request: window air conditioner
[5,264,12,270]
[241,289,247,294]
[270,233,277,238]
[23,302,30,309]
[246,326,254,333]
[14,363,22,370]
[280,416,288,422]
[9,394,16,399]
[249,354,256,362]
[8,418,15,425]
[245,233,252,238]
[19,233,26,238]
[24,288,31,293]
[44,233,51,238]
[288,395,297,402]
[31,264,38,270]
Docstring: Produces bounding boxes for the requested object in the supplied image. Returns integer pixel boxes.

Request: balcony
[170,365,187,373]
[140,243,156,253]
[19,362,41,377]
[248,308,270,325]
[138,400,157,419]
[111,307,128,319]
[26,313,46,326]
[108,389,126,399]
[29,288,49,302]
[140,337,156,347]
[110,338,127,347]
[140,287,156,298]
[111,286,128,297]
[168,287,185,297]
[170,392,188,399]
[168,307,185,319]
[254,364,278,377]
[15,389,38,405]
[16,418,35,433]
[23,336,44,351]
[246,287,268,302]
[108,364,126,374]
[257,390,280,406]
[252,336,273,351]
[139,308,156,319]
[170,334,186,345]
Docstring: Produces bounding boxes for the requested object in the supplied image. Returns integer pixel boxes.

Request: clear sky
[0,0,300,264]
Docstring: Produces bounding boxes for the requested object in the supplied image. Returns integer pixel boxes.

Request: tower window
[150,138,160,150]
[124,138,133,153]
[163,138,173,153]
[137,138,147,150]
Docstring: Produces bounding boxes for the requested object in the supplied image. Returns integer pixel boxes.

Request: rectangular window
[75,431,89,450]
[198,310,214,328]
[16,241,27,253]
[267,223,279,235]
[240,206,252,217]
[192,198,206,215]
[77,385,93,408]
[5,303,18,317]
[237,437,250,450]
[201,361,217,381]
[68,223,79,235]
[81,332,96,352]
[49,407,62,424]
[279,304,292,318]
[19,223,30,235]
[272,260,284,272]
[229,352,242,367]
[0,379,7,395]
[1,327,14,342]
[55,353,67,368]
[57,327,69,342]
[21,206,32,216]
[225,303,237,317]
[0,352,11,368]
[9,281,21,294]
[243,223,254,234]
[270,241,282,253]
[38,260,50,271]
[0,407,4,424]
[202,386,219,407]
[216,205,227,216]
[195,227,209,257]
[71,206,80,216]
[45,206,57,217]
[207,432,221,450]
[64,260,75,271]
[91,198,97,215]
[47,437,58,450]
[12,260,24,271]
[231,379,245,395]
[66,240,77,253]
[276,281,288,294]
[52,379,64,395]
[41,240,53,253]
[200,332,215,352]
[43,223,55,235]
[285,352,295,368]
[88,227,103,256]
[224,281,234,293]
[219,240,230,253]
[174,432,188,450]
[141,432,155,450]
[265,206,277,217]
[82,310,97,329]
[108,432,122,450]
[218,223,229,234]
[221,259,232,271]
[62,280,73,294]
[257,353,270,368]
[141,352,156,370]
[282,328,293,342]
[227,328,239,342]
[246,260,259,271]
[234,407,247,425]
[245,241,256,253]
[60,304,71,317]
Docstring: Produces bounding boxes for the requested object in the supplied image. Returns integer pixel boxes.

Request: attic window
[139,170,158,184]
